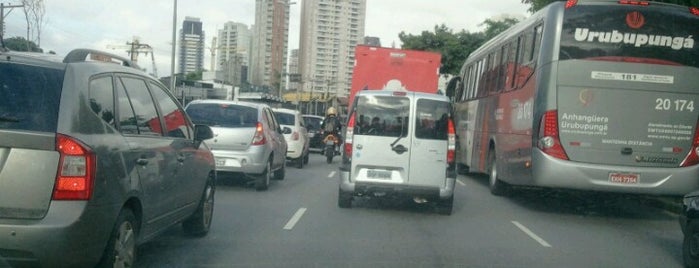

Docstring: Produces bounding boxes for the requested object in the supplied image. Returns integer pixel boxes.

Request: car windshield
[274,112,296,126]
[0,63,63,132]
[185,103,257,128]
[304,116,322,131]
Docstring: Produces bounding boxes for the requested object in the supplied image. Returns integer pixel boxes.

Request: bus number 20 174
[655,98,694,112]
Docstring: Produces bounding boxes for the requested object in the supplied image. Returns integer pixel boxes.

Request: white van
[338,90,457,215]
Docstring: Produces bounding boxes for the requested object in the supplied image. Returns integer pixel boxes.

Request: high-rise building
[299,0,366,98]
[216,22,252,86]
[363,36,381,47]
[250,0,292,95]
[179,16,205,75]
[288,49,299,91]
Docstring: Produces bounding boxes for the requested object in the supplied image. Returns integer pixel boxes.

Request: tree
[481,18,520,40]
[20,0,46,48]
[2,36,42,52]
[521,0,699,12]
[185,70,204,81]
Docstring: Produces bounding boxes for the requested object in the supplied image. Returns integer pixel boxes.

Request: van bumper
[339,166,455,200]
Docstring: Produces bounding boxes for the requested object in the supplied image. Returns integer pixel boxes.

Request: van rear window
[0,63,63,132]
[355,95,410,137]
[415,99,450,140]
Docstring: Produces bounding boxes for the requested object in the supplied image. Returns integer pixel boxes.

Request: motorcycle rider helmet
[326,107,336,116]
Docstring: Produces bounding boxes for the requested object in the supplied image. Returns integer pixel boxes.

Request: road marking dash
[328,171,336,178]
[512,221,552,247]
[283,208,307,230]
[456,179,466,186]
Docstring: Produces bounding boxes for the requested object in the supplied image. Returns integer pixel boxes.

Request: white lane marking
[328,171,336,178]
[456,179,466,186]
[283,208,307,230]
[512,221,552,248]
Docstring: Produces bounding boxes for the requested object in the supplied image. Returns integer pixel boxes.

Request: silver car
[185,100,288,191]
[0,49,216,267]
[339,90,457,215]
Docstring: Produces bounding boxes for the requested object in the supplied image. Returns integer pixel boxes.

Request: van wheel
[488,149,509,196]
[256,161,271,191]
[296,156,304,169]
[684,221,699,267]
[183,176,215,236]
[436,196,454,215]
[338,188,352,208]
[274,160,286,180]
[303,151,309,164]
[97,209,138,268]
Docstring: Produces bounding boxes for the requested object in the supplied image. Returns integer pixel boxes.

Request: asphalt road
[136,153,684,267]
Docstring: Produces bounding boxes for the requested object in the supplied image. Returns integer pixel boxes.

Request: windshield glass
[274,112,296,126]
[560,4,699,67]
[0,63,63,132]
[355,95,409,137]
[185,103,257,128]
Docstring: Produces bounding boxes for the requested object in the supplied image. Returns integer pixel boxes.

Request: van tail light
[680,120,699,167]
[447,118,456,165]
[252,122,266,145]
[53,134,95,200]
[292,131,300,141]
[344,113,356,159]
[537,110,569,160]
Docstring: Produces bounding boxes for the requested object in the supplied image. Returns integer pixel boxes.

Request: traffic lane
[461,173,684,267]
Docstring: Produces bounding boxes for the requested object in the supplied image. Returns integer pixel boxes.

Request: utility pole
[107,37,158,77]
[0,3,25,39]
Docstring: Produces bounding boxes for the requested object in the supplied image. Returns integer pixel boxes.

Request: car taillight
[681,120,699,167]
[537,110,569,160]
[252,122,266,145]
[344,113,356,158]
[565,0,578,8]
[292,131,300,141]
[53,134,95,200]
[447,118,456,164]
[690,7,699,16]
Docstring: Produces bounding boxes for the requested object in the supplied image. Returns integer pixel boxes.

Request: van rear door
[409,97,451,187]
[351,93,411,184]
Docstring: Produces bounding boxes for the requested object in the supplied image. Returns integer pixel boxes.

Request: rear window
[304,116,322,131]
[415,99,450,140]
[0,62,63,132]
[355,95,410,137]
[560,4,699,67]
[186,103,257,128]
[275,112,296,126]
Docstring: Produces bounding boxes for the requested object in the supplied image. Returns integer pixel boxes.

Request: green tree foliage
[2,36,42,52]
[185,70,204,81]
[399,19,519,75]
[521,0,699,13]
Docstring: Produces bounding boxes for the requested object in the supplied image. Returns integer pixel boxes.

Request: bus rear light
[619,0,650,6]
[538,110,569,160]
[690,7,699,16]
[53,134,95,200]
[252,122,266,145]
[680,122,699,167]
[565,0,578,8]
[344,113,356,159]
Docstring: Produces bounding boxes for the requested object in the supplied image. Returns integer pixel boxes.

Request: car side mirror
[283,126,293,134]
[194,125,214,141]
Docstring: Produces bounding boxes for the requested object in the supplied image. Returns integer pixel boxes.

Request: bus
[450,0,699,196]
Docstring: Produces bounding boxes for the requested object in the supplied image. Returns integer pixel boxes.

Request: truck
[348,45,442,109]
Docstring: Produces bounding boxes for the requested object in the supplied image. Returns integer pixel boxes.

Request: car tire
[457,163,469,175]
[183,175,215,236]
[488,149,509,196]
[338,188,352,208]
[684,220,699,267]
[256,161,271,191]
[273,160,286,180]
[296,156,304,169]
[97,209,138,268]
[303,150,310,164]
[436,195,454,216]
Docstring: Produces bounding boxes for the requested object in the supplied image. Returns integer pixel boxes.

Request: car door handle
[136,158,149,166]
[392,144,408,154]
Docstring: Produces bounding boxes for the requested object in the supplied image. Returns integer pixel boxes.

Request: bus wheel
[488,150,509,196]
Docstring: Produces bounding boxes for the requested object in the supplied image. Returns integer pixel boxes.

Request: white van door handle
[392,144,408,154]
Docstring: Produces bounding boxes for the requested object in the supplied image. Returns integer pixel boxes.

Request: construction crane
[107,36,158,77]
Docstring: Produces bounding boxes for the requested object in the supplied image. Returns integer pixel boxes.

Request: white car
[273,108,310,168]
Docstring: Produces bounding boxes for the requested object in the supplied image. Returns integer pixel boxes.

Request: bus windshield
[559,4,699,68]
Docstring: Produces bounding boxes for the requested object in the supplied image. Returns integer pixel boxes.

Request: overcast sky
[3,0,531,76]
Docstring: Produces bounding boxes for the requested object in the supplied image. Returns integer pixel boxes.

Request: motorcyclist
[321,107,342,152]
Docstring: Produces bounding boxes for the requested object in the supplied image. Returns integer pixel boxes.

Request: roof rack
[63,48,141,70]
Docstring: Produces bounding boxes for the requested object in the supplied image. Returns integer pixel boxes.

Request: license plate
[609,173,639,184]
[367,169,392,180]
[216,158,241,167]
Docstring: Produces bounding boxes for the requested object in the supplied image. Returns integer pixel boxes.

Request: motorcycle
[323,132,340,164]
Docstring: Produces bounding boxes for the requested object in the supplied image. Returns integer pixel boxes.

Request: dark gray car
[0,48,216,267]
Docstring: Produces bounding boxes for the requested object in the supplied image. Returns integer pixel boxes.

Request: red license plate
[609,173,639,184]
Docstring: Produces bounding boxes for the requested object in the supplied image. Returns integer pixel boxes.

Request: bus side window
[532,24,543,62]
[510,37,521,90]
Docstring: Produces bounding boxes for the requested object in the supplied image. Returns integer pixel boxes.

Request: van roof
[355,89,449,101]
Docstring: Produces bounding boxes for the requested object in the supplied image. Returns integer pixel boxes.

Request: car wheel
[684,220,699,267]
[97,209,138,268]
[338,188,352,208]
[488,149,509,196]
[183,175,215,236]
[435,195,454,216]
[457,163,469,175]
[296,156,304,169]
[256,161,271,191]
[273,160,286,180]
[303,150,310,164]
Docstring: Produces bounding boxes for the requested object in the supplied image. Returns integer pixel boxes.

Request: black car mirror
[283,126,293,134]
[194,125,214,141]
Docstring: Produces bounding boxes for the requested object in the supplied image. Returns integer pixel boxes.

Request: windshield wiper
[0,116,20,123]
[390,115,407,148]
